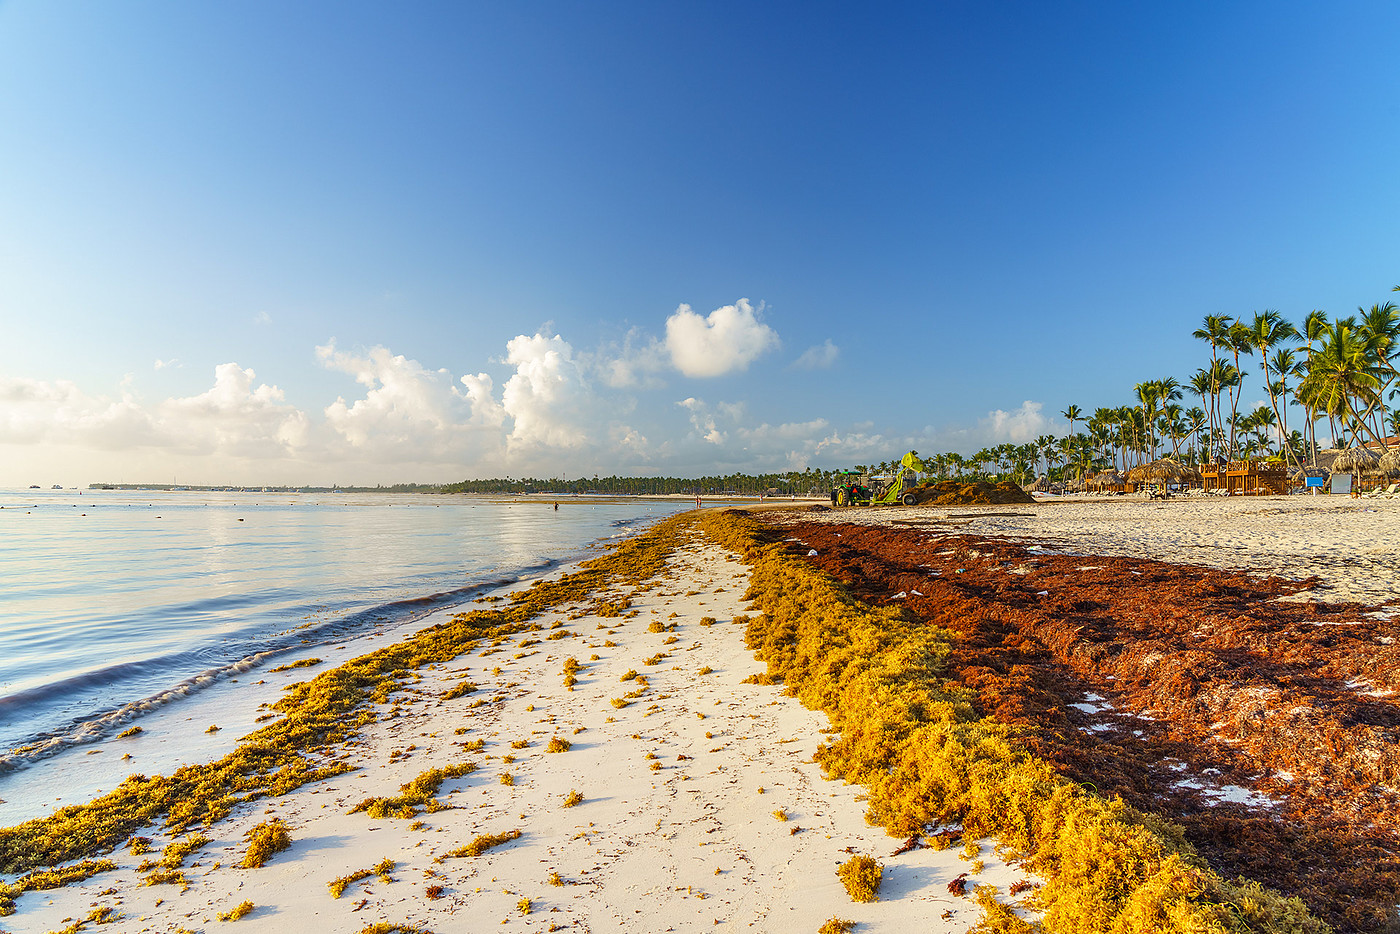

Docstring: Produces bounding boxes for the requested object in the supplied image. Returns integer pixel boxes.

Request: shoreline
[0,496,695,799]
[2,516,1011,934]
[7,501,1382,932]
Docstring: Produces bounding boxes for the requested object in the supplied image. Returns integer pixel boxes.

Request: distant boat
[52,485,62,489]
[28,484,40,489]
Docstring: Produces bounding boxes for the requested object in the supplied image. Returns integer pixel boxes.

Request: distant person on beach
[553,502,559,511]
[696,495,702,508]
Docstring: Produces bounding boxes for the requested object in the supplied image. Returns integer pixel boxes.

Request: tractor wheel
[901,492,917,506]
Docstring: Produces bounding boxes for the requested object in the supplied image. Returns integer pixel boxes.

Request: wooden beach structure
[1201,459,1288,495]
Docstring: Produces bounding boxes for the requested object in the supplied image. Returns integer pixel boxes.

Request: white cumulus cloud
[159,363,309,455]
[317,341,473,450]
[984,400,1048,444]
[0,365,309,460]
[0,376,157,449]
[664,298,779,378]
[500,333,593,449]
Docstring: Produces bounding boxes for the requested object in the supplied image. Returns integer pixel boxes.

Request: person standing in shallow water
[553,502,559,511]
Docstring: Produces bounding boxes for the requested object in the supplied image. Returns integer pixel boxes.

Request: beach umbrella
[1379,449,1400,478]
[1030,474,1053,493]
[1332,446,1381,474]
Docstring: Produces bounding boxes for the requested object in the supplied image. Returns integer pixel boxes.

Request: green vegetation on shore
[1051,301,1400,483]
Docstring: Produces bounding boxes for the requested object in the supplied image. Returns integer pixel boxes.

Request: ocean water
[0,488,691,793]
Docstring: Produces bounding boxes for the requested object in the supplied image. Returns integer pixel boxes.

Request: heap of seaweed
[783,518,1400,932]
[909,479,1036,506]
[697,508,1325,934]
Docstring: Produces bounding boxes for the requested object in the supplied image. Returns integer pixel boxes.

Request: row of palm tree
[1054,295,1400,481]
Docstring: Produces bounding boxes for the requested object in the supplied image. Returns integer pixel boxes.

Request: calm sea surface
[0,488,691,775]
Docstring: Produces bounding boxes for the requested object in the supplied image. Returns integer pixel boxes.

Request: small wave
[0,572,530,773]
[0,651,280,773]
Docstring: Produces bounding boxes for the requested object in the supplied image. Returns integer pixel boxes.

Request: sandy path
[9,529,1032,933]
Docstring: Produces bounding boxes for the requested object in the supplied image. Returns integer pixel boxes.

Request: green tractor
[830,470,871,506]
[833,452,928,507]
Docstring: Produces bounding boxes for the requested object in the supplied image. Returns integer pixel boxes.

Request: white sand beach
[8,528,1028,934]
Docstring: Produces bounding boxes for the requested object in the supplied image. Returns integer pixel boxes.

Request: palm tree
[1298,310,1330,463]
[1207,358,1242,458]
[1133,382,1160,459]
[1356,301,1399,438]
[1193,315,1233,452]
[1160,403,1188,458]
[1060,404,1081,478]
[1192,372,1215,456]
[1116,405,1146,469]
[1225,320,1257,455]
[1033,434,1057,478]
[1243,310,1299,463]
[1184,406,1207,463]
[1299,318,1386,448]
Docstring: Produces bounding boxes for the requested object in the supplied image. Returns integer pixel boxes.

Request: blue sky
[3,2,1398,485]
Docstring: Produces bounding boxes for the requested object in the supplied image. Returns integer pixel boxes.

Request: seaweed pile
[911,479,1037,506]
[702,509,1324,933]
[775,518,1400,934]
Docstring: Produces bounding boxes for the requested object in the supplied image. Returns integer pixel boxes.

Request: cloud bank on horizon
[0,299,1051,486]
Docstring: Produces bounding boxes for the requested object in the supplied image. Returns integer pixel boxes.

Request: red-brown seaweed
[775,518,1400,934]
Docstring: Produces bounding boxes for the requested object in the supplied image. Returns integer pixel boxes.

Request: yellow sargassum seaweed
[695,509,1326,934]
[0,514,687,883]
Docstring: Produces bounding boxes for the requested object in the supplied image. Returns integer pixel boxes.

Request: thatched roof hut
[1126,459,1191,485]
[1029,474,1054,493]
[1332,446,1381,474]
[1379,448,1400,478]
[1089,470,1123,490]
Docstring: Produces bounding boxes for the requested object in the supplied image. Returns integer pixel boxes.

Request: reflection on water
[0,489,687,762]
